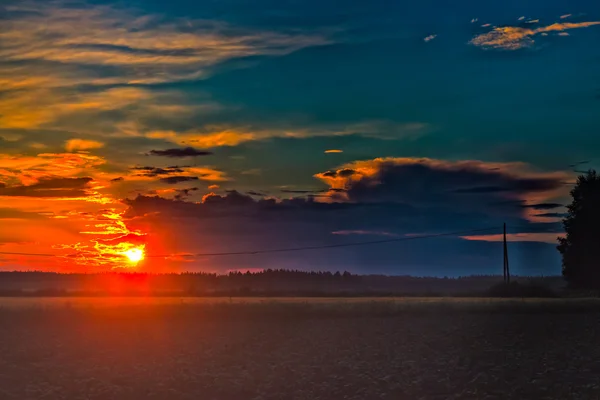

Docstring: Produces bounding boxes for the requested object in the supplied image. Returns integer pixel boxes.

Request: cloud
[0,1,330,88]
[0,86,167,130]
[535,212,568,218]
[65,139,104,152]
[461,232,560,244]
[331,230,399,237]
[281,189,327,194]
[0,1,330,137]
[0,152,105,186]
[147,130,257,148]
[314,157,568,218]
[131,166,185,177]
[145,120,429,150]
[125,164,229,186]
[560,14,572,19]
[174,187,200,200]
[0,207,45,220]
[247,190,266,196]
[0,133,22,142]
[186,167,230,182]
[208,184,220,190]
[0,177,93,198]
[241,169,262,176]
[424,34,437,42]
[160,176,200,184]
[119,189,562,275]
[148,147,214,157]
[520,202,563,210]
[470,21,600,50]
[325,149,343,153]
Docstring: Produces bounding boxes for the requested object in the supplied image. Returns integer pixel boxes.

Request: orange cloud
[146,130,257,148]
[325,149,343,153]
[65,139,105,152]
[0,86,154,129]
[0,2,329,88]
[144,120,428,148]
[471,21,600,49]
[461,232,561,244]
[0,153,105,185]
[0,2,329,138]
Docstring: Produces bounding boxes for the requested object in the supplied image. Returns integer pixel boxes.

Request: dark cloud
[316,160,565,216]
[148,148,213,158]
[174,187,200,200]
[132,166,185,177]
[455,186,509,194]
[0,177,93,198]
[280,189,327,194]
[521,202,563,210]
[247,190,266,196]
[202,190,256,207]
[160,176,200,184]
[454,178,561,194]
[122,192,562,275]
[338,168,356,177]
[110,177,124,182]
[535,212,568,218]
[568,160,590,167]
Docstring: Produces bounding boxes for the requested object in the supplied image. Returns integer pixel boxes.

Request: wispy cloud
[0,1,331,137]
[471,20,600,50]
[65,139,104,152]
[0,153,105,186]
[148,147,213,158]
[424,34,437,42]
[0,177,93,198]
[325,149,343,154]
[331,230,399,237]
[0,1,330,88]
[461,232,560,243]
[145,120,429,148]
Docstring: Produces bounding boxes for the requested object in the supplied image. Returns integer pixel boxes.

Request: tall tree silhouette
[558,170,600,288]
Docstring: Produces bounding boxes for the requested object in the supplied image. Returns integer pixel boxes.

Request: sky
[0,0,599,275]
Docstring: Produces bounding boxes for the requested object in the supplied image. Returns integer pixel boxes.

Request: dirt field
[1,298,599,399]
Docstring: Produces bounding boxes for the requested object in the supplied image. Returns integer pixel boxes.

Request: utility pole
[503,223,510,284]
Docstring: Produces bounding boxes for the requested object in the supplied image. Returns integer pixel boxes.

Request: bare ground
[0,300,599,400]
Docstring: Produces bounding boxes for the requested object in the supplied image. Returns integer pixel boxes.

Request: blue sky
[0,0,598,274]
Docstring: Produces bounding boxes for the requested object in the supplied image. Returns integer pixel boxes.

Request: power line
[147,226,500,258]
[0,226,500,259]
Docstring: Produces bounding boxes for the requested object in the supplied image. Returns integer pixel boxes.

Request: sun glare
[123,248,144,264]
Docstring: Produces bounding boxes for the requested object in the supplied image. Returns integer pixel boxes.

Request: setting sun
[123,248,144,264]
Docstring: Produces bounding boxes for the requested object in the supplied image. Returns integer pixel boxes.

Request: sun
[123,248,144,264]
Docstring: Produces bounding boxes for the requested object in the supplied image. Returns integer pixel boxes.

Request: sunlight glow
[123,248,144,264]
